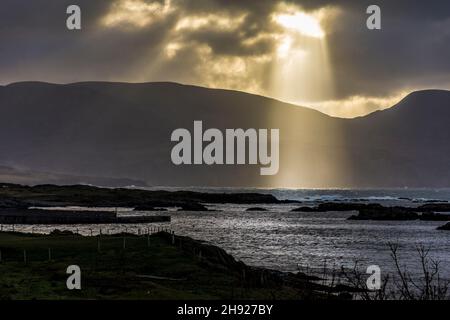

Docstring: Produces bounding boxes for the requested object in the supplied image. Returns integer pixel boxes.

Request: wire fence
[0,225,177,264]
[0,223,172,236]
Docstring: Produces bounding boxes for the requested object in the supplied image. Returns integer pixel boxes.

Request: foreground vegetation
[0,231,327,300]
[0,230,448,300]
[336,243,450,300]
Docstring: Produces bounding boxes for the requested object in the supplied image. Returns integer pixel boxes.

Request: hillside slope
[0,82,449,187]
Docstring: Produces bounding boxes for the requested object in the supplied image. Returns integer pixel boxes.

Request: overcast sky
[1,0,450,117]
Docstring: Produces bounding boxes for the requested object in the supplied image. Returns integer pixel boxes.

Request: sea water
[11,188,450,281]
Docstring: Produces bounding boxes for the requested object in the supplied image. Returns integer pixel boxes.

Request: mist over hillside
[1,82,449,188]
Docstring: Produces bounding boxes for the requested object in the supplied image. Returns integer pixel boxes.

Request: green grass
[0,231,301,300]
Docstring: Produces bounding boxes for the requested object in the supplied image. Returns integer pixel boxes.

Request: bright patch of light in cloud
[276,35,294,57]
[95,1,429,118]
[164,42,182,59]
[175,13,247,32]
[101,0,174,28]
[307,91,410,118]
[274,12,325,38]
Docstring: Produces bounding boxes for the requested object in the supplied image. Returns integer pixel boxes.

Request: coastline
[0,183,449,300]
[0,230,346,300]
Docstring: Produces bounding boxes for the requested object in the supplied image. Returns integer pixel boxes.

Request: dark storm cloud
[184,29,274,57]
[1,0,450,114]
[318,0,450,99]
[0,0,179,82]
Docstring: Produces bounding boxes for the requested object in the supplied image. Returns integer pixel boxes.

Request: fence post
[123,237,126,250]
[48,248,52,261]
[171,231,175,245]
[97,236,101,252]
[23,250,27,264]
[147,234,150,248]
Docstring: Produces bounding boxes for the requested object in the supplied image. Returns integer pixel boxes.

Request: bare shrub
[388,243,449,300]
[338,243,449,300]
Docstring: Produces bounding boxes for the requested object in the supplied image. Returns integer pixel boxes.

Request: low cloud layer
[1,0,449,117]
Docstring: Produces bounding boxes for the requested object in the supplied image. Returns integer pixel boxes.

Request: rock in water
[348,206,418,220]
[437,222,450,230]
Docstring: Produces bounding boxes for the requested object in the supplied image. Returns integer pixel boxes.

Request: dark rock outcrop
[177,202,209,211]
[420,212,450,221]
[346,204,450,221]
[418,203,450,212]
[49,229,78,236]
[291,202,384,212]
[437,222,450,230]
[348,207,419,220]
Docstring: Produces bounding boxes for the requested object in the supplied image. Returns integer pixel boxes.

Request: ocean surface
[10,188,450,281]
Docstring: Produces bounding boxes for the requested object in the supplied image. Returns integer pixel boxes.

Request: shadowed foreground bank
[0,231,342,300]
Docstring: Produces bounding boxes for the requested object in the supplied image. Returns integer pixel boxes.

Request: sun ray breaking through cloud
[2,0,449,119]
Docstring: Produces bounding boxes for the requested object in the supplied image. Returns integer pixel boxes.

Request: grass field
[0,231,305,300]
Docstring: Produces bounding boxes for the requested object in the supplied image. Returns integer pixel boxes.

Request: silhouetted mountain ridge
[1,82,449,188]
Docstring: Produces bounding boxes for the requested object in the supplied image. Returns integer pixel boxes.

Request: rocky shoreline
[2,183,450,230]
[0,229,358,299]
[156,231,360,298]
[291,202,450,222]
[0,183,296,211]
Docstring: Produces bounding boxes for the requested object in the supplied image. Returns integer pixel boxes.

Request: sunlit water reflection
[7,203,450,280]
